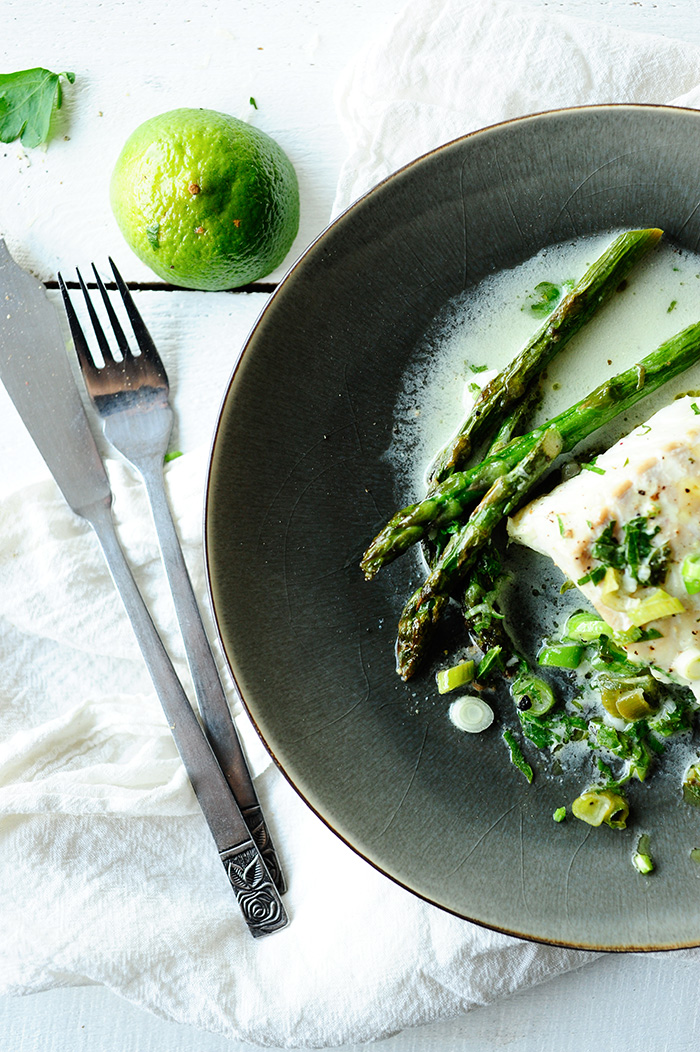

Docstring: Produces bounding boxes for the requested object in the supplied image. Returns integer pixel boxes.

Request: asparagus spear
[396,428,563,679]
[459,397,538,655]
[361,319,700,580]
[427,227,663,488]
[421,395,537,566]
[420,400,535,660]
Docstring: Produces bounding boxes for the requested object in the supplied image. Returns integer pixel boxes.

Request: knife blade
[0,241,287,937]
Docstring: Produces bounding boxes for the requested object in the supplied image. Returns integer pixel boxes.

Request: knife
[0,241,288,938]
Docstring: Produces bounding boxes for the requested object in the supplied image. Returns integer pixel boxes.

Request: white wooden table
[2,1,700,1048]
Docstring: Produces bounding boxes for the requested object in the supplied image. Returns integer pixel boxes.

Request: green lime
[109,107,299,290]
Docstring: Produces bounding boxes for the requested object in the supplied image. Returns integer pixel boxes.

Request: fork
[58,259,286,895]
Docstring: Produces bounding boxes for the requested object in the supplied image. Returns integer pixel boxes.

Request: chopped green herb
[581,458,605,475]
[519,710,588,750]
[624,516,671,585]
[589,636,644,676]
[468,381,481,395]
[595,758,620,789]
[249,96,258,109]
[577,565,607,586]
[556,515,565,537]
[477,646,503,680]
[0,67,75,147]
[592,720,654,783]
[502,729,533,783]
[146,222,160,249]
[648,698,694,738]
[591,521,625,570]
[528,279,574,317]
[553,806,567,822]
[692,402,700,416]
[581,516,671,588]
[668,299,678,313]
[164,450,183,463]
[468,362,488,373]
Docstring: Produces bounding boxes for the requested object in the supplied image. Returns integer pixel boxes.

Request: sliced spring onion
[632,834,654,874]
[615,689,657,722]
[624,588,684,627]
[683,762,700,806]
[449,696,494,734]
[564,610,612,642]
[571,788,629,828]
[681,551,700,595]
[436,660,475,694]
[673,647,700,682]
[510,668,556,716]
[633,851,654,874]
[598,672,658,719]
[601,566,622,596]
[537,641,584,669]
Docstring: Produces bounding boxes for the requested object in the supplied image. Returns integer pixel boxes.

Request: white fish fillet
[508,395,700,688]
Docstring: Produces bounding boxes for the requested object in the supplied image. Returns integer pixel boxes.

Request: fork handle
[83,496,288,937]
[139,458,287,895]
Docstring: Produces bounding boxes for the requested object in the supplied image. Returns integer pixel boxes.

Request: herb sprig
[0,68,75,147]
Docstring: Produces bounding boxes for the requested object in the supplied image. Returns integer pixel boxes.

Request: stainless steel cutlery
[0,242,287,937]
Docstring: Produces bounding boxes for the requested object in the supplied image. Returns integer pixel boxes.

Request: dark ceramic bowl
[205,105,700,950]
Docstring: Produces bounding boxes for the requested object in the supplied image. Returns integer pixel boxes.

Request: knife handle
[82,494,288,938]
[139,458,286,894]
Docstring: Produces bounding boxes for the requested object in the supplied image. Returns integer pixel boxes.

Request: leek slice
[625,588,684,627]
[681,551,700,595]
[449,696,494,733]
[572,788,629,828]
[436,660,475,694]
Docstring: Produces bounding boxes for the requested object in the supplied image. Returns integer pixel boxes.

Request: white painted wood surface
[2,0,700,1049]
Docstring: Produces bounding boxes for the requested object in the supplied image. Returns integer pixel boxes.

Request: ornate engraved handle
[220,841,289,938]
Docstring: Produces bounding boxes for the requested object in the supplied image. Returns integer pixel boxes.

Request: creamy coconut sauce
[389,232,700,500]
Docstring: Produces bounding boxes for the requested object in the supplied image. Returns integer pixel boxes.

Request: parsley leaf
[145,222,160,249]
[0,68,75,148]
[591,521,624,570]
[584,516,671,587]
[519,710,588,750]
[528,279,574,317]
[502,729,533,783]
[624,515,671,585]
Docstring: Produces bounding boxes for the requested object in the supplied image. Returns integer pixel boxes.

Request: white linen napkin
[4,2,700,1048]
[333,0,700,216]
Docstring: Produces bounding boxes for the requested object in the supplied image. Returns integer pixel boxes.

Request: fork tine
[109,257,166,375]
[76,266,114,363]
[57,272,102,380]
[91,263,131,358]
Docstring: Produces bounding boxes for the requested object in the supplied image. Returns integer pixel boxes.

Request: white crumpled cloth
[4,1,700,1048]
